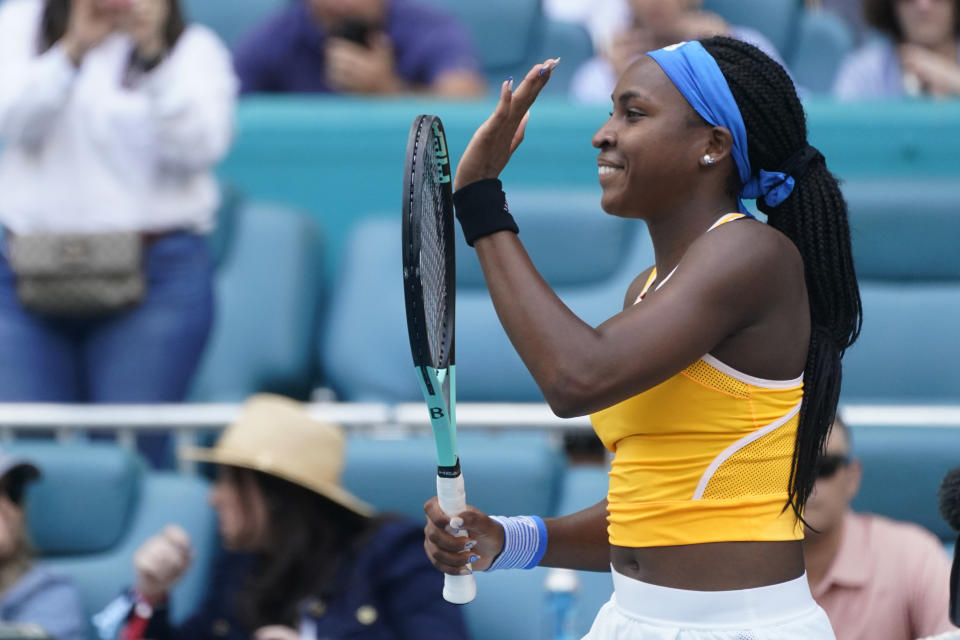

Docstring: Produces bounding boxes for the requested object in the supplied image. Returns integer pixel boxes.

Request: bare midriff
[611,540,805,591]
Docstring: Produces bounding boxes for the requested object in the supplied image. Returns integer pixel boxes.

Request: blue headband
[646,41,795,210]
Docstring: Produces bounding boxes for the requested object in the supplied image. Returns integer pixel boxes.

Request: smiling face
[591,56,716,219]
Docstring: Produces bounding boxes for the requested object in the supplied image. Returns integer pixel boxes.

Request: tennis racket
[401,114,476,604]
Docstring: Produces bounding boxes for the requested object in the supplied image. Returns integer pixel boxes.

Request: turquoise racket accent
[416,364,458,468]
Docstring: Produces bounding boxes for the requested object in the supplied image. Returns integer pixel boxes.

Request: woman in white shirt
[0,0,237,466]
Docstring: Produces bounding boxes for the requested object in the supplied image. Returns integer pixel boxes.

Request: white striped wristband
[486,515,548,571]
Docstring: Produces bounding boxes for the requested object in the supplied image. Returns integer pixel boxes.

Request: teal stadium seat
[703,0,803,60]
[182,0,287,47]
[320,189,653,402]
[843,179,960,283]
[190,199,324,402]
[420,0,593,95]
[839,178,960,404]
[841,283,960,403]
[343,432,565,520]
[8,442,217,637]
[789,9,855,94]
[342,431,566,640]
[849,426,960,545]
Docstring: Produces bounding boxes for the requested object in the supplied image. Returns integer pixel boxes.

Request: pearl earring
[702,155,715,165]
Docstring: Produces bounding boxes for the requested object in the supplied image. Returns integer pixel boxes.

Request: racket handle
[437,471,477,604]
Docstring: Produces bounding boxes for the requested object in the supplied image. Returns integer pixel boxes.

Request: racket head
[402,114,456,371]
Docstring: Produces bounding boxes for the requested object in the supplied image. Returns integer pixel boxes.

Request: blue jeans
[0,232,214,466]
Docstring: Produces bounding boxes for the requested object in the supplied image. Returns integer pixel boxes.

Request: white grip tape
[437,473,476,604]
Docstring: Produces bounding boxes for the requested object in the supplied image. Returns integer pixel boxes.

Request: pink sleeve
[908,535,957,638]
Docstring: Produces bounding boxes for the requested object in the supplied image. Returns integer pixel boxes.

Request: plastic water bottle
[543,568,580,640]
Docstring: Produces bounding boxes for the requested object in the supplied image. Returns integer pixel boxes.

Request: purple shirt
[233,0,481,94]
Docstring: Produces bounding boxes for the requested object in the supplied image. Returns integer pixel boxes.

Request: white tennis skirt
[582,566,836,640]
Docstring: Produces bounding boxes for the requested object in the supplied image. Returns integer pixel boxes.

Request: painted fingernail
[506,76,514,90]
[469,555,480,564]
[463,540,477,551]
[449,517,464,529]
[540,57,562,75]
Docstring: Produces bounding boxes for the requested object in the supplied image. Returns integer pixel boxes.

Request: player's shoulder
[692,217,801,280]
[696,215,797,259]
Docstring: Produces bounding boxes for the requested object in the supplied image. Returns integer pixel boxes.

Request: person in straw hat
[117,393,468,640]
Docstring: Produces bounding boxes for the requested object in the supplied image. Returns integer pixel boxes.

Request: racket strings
[418,130,452,370]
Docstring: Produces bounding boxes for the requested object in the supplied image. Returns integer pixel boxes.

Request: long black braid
[700,36,863,521]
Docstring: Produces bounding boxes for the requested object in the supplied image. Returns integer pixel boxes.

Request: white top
[0,0,238,234]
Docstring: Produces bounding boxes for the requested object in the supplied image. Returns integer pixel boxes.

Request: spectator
[234,0,486,97]
[834,0,960,98]
[0,0,237,466]
[804,416,957,640]
[0,448,86,640]
[114,394,469,640]
[570,0,786,103]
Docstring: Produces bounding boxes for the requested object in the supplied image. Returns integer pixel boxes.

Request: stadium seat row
[15,425,959,640]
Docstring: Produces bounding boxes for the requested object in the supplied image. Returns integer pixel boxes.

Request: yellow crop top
[589,213,805,548]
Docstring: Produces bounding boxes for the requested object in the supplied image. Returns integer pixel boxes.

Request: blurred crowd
[0,0,957,639]
[552,0,960,100]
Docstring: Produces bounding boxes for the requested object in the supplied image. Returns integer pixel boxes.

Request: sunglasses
[816,454,851,479]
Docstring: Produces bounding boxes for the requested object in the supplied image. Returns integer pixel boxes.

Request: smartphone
[331,18,375,47]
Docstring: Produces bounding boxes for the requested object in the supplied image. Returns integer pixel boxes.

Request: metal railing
[0,402,957,472]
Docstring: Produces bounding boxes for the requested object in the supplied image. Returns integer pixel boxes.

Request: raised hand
[62,0,126,65]
[900,44,960,97]
[123,0,170,61]
[325,33,403,95]
[452,58,560,191]
[423,496,505,574]
[133,524,193,605]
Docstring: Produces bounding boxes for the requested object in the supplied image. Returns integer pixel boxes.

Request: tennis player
[424,36,862,639]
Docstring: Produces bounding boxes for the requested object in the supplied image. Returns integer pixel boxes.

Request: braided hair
[699,36,862,521]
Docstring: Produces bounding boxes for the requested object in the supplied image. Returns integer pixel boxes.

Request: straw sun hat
[181,394,374,517]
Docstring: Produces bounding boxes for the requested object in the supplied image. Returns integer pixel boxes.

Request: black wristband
[453,179,518,247]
